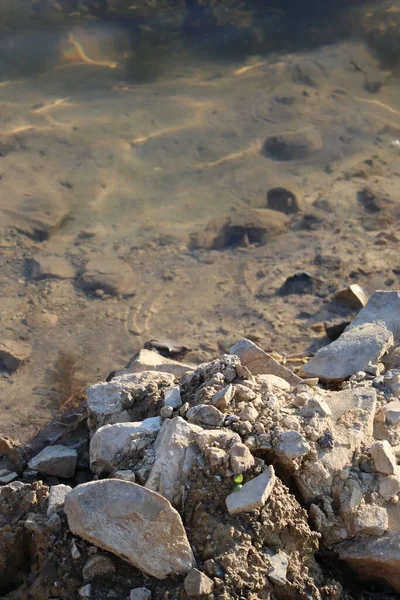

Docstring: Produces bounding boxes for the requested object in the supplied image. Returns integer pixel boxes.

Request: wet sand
[1,23,400,441]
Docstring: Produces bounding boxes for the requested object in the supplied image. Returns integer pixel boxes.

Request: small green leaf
[233,474,243,484]
[233,483,243,492]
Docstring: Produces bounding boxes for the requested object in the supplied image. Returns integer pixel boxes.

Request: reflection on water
[1,0,400,441]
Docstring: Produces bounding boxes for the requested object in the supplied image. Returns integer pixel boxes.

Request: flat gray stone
[354,505,388,536]
[275,431,311,460]
[0,340,32,372]
[28,445,77,478]
[226,466,276,514]
[268,551,289,585]
[164,386,182,409]
[90,418,162,475]
[230,338,301,385]
[65,479,195,579]
[130,588,152,600]
[186,404,224,427]
[301,291,400,381]
[0,471,18,485]
[117,349,195,379]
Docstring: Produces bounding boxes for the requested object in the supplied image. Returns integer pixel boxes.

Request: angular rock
[262,128,323,161]
[230,338,301,386]
[300,397,332,418]
[65,479,195,579]
[164,386,182,409]
[275,431,310,461]
[0,436,26,473]
[28,255,75,280]
[257,374,291,390]
[47,484,72,516]
[384,401,400,426]
[145,417,202,505]
[195,429,241,454]
[116,349,194,379]
[369,441,397,475]
[111,470,136,483]
[0,340,32,372]
[79,256,136,296]
[87,371,174,430]
[186,404,224,427]
[268,550,289,585]
[334,284,368,310]
[82,554,115,581]
[300,322,393,382]
[378,475,400,500]
[226,466,276,514]
[28,445,77,478]
[212,384,234,411]
[301,291,400,381]
[79,584,92,598]
[354,505,388,536]
[130,588,152,600]
[229,443,255,474]
[184,568,214,597]
[90,418,162,475]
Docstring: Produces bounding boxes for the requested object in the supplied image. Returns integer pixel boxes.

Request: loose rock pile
[2,291,400,599]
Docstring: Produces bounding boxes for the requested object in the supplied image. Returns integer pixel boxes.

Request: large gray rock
[229,338,301,385]
[301,291,400,381]
[145,417,202,506]
[28,445,77,478]
[87,371,174,430]
[90,418,162,475]
[65,479,195,579]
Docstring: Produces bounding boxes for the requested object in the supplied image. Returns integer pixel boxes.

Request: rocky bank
[2,291,400,599]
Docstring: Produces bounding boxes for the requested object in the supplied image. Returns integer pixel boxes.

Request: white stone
[145,417,202,505]
[71,539,82,559]
[226,466,276,514]
[164,386,182,409]
[195,429,240,453]
[79,584,92,598]
[370,441,397,475]
[47,484,72,517]
[354,504,388,536]
[184,568,214,596]
[65,479,195,579]
[90,418,162,475]
[275,431,311,460]
[268,551,289,585]
[384,401,400,426]
[28,445,77,478]
[130,588,152,600]
[300,397,332,418]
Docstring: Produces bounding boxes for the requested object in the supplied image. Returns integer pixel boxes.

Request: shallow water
[1,0,400,440]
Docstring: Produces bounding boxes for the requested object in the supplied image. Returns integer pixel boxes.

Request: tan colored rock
[186,404,224,427]
[117,349,194,379]
[29,255,76,280]
[354,505,388,536]
[65,479,195,579]
[212,384,234,411]
[226,466,276,515]
[2,194,69,241]
[0,340,32,372]
[79,256,136,296]
[82,554,115,581]
[229,443,255,474]
[335,284,369,310]
[230,338,301,385]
